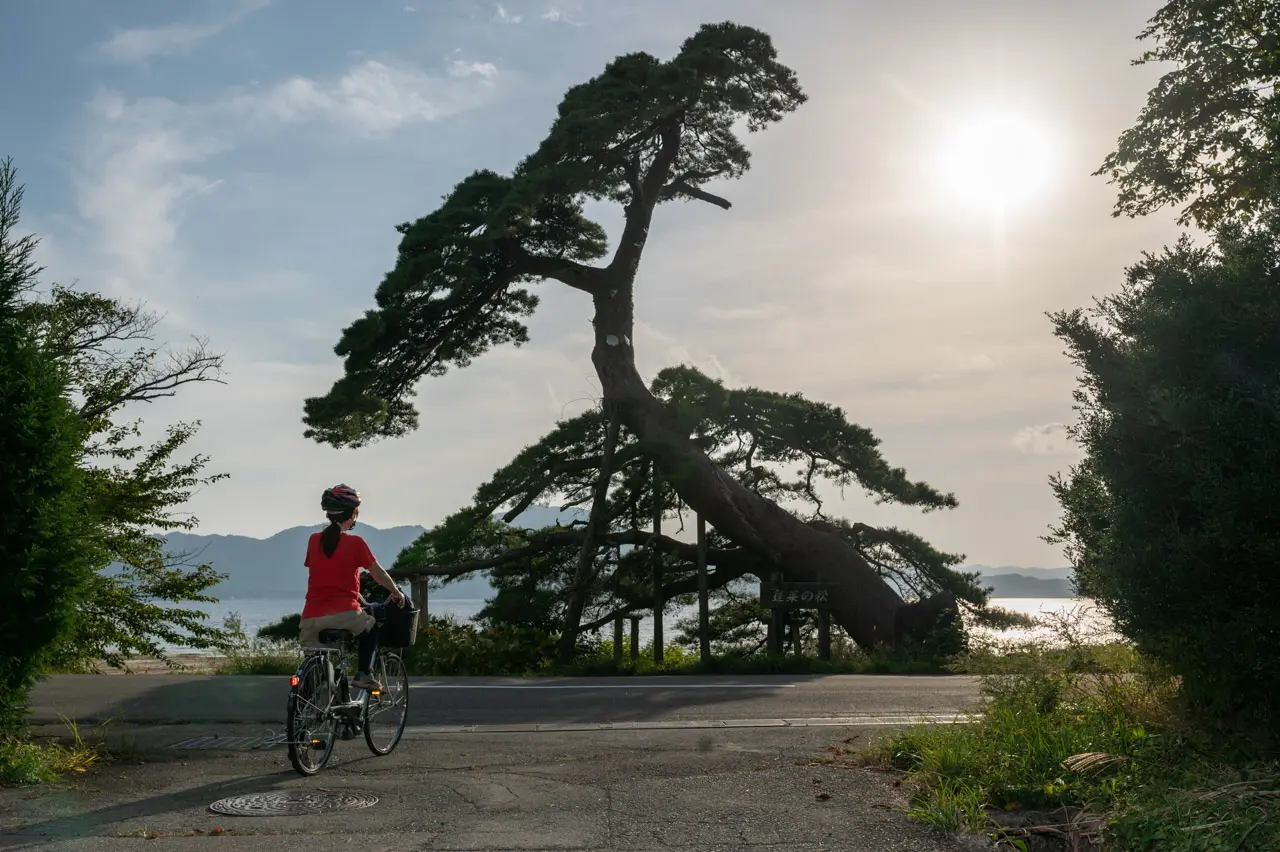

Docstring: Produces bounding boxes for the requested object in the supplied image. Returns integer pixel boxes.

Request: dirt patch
[81,655,224,675]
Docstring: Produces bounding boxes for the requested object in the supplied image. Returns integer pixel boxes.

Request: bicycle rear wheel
[287,656,338,775]
[363,652,409,756]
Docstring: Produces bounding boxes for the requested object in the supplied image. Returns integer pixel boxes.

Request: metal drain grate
[209,791,379,817]
[169,732,288,751]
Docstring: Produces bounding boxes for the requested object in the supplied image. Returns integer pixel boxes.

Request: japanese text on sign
[760,583,837,609]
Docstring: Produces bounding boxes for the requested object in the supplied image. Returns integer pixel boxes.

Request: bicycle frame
[294,644,380,729]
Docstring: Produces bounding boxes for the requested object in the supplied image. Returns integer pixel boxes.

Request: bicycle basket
[381,598,421,648]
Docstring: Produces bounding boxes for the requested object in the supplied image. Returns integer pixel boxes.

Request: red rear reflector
[289,676,299,687]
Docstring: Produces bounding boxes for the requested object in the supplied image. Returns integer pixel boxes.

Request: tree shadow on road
[0,766,294,848]
[29,674,839,727]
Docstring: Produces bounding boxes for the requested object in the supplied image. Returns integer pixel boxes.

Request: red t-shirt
[302,532,376,619]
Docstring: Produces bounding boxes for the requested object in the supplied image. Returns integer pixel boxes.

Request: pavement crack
[441,784,481,811]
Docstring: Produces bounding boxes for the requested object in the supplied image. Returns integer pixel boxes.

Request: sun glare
[933,112,1057,214]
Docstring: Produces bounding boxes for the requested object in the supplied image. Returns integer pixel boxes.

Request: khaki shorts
[298,608,375,648]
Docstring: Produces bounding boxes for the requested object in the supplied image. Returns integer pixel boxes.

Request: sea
[164,596,1116,654]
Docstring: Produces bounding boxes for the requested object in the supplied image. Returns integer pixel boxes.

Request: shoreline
[80,654,227,675]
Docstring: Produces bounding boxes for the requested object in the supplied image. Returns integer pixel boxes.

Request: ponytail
[320,521,342,558]
[320,507,353,557]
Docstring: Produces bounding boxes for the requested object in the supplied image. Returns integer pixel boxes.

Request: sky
[3,0,1186,567]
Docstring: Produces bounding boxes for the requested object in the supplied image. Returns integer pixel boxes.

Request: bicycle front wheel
[363,652,409,756]
[287,656,338,775]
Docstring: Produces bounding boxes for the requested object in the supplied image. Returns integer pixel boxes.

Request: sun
[933,112,1057,214]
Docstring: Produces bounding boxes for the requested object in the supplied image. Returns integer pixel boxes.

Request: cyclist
[298,484,405,690]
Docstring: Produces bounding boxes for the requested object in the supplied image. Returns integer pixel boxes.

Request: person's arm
[367,559,405,604]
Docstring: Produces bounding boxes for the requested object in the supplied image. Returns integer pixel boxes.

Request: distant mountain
[161,505,589,601]
[978,573,1075,598]
[964,564,1075,581]
[165,506,1075,602]
[958,565,1076,598]
[165,524,427,600]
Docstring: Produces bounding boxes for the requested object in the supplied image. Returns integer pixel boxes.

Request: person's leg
[357,607,382,675]
[343,606,380,688]
[299,614,349,648]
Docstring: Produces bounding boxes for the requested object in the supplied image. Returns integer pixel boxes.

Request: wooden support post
[793,616,802,658]
[818,608,831,661]
[613,616,624,664]
[411,577,429,623]
[768,570,784,656]
[651,468,664,665]
[696,512,710,664]
[629,616,641,662]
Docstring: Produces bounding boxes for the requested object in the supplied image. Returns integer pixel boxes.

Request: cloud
[448,60,499,80]
[72,56,500,319]
[98,0,271,64]
[403,4,416,11]
[242,60,498,135]
[493,4,523,24]
[541,5,583,25]
[1012,423,1076,455]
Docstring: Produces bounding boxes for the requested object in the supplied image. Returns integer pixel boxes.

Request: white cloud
[541,5,582,25]
[72,56,499,319]
[447,60,499,80]
[493,4,523,24]
[403,4,416,11]
[1012,423,1076,455]
[98,0,272,64]
[243,60,497,135]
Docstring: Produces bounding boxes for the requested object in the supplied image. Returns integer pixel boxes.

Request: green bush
[872,612,1278,851]
[0,160,96,733]
[401,616,562,676]
[215,614,299,676]
[397,613,955,677]
[0,720,101,787]
[256,613,301,643]
[1049,217,1280,738]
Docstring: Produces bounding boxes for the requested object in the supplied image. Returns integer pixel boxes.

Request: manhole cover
[209,791,379,817]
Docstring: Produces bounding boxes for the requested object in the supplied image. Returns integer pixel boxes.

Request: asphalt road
[27,674,983,729]
[2,725,982,852]
[9,676,987,851]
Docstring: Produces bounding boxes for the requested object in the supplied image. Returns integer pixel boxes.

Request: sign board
[758,582,842,609]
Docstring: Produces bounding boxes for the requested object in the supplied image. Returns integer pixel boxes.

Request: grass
[0,717,103,787]
[212,613,300,676]
[556,638,945,676]
[225,607,1134,679]
[866,612,1280,851]
[398,614,958,677]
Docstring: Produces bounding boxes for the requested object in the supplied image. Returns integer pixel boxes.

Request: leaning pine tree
[303,24,962,649]
[393,366,1021,658]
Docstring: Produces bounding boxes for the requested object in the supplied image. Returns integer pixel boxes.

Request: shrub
[0,719,101,787]
[1049,218,1280,738]
[0,160,96,733]
[871,610,1279,851]
[215,614,299,676]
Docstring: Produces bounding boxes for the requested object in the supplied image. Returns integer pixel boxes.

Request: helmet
[321,484,361,514]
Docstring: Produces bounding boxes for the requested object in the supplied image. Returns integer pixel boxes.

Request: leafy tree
[393,366,1024,658]
[1047,215,1280,726]
[1097,0,1280,229]
[18,286,232,670]
[304,23,960,648]
[0,159,96,730]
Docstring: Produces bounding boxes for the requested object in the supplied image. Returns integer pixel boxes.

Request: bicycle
[285,607,410,776]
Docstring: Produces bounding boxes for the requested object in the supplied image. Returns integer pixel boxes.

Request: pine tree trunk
[556,402,622,662]
[589,282,943,650]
